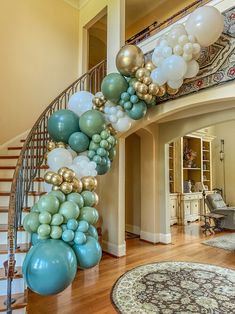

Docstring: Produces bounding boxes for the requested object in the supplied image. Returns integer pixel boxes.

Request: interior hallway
[27,223,235,314]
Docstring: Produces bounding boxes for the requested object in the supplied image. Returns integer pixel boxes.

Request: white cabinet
[179,193,202,225]
[169,193,178,225]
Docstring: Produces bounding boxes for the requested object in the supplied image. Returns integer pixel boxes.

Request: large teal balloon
[23,240,77,295]
[126,100,147,120]
[72,236,102,269]
[48,109,80,143]
[96,157,111,175]
[68,132,90,153]
[101,73,128,103]
[38,194,60,214]
[79,110,106,138]
[23,212,40,233]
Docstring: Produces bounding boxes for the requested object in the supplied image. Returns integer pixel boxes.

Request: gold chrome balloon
[133,81,141,91]
[137,84,148,95]
[136,92,144,99]
[72,178,83,193]
[167,86,179,96]
[51,173,63,186]
[58,167,70,177]
[93,192,99,206]
[82,176,98,191]
[47,141,56,151]
[60,182,73,194]
[107,124,118,135]
[63,169,76,183]
[145,60,155,72]
[143,94,153,103]
[56,142,66,148]
[44,171,55,184]
[157,85,167,97]
[52,185,60,191]
[148,83,159,96]
[135,68,146,81]
[116,45,145,77]
[142,76,152,86]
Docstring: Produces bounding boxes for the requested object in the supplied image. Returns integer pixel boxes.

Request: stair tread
[0,191,46,196]
[0,291,27,312]
[8,146,45,150]
[0,177,44,182]
[0,165,48,169]
[0,243,30,254]
[0,224,24,232]
[0,266,22,280]
[0,206,30,213]
[0,155,43,159]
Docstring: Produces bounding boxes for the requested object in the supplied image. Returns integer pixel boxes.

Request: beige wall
[0,0,79,144]
[125,133,141,234]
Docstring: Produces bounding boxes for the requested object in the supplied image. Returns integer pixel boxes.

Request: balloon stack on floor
[22,6,224,296]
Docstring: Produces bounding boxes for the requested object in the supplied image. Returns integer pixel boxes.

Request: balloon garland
[23,6,223,296]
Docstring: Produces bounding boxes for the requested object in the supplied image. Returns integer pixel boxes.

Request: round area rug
[111,261,235,314]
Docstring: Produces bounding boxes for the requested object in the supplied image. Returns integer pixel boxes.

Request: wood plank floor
[27,223,235,314]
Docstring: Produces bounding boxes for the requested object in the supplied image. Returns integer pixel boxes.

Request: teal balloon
[79,110,106,138]
[77,220,89,233]
[67,219,78,231]
[38,194,60,215]
[23,240,77,295]
[31,233,47,245]
[48,191,66,203]
[62,230,74,242]
[100,130,109,139]
[81,191,96,207]
[93,155,102,164]
[100,139,109,149]
[79,207,99,225]
[72,236,102,269]
[67,193,84,208]
[23,212,40,233]
[68,132,89,153]
[96,158,111,175]
[89,141,100,151]
[39,211,52,224]
[127,100,147,120]
[87,225,98,241]
[50,226,62,239]
[88,150,96,159]
[97,147,106,157]
[101,73,128,103]
[74,231,87,245]
[108,148,116,161]
[61,224,68,232]
[31,203,39,212]
[51,213,64,226]
[92,134,101,143]
[37,224,51,238]
[59,201,80,221]
[48,109,80,143]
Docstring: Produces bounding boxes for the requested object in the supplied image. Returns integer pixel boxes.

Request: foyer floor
[27,223,235,314]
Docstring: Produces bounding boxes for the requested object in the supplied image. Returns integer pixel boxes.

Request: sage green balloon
[31,203,39,212]
[89,141,100,151]
[67,193,84,208]
[23,212,40,233]
[49,191,66,203]
[50,226,62,239]
[79,207,99,224]
[68,132,90,153]
[127,100,147,120]
[37,224,51,238]
[59,201,80,221]
[81,191,96,207]
[39,211,52,224]
[38,194,60,214]
[101,73,128,103]
[51,213,64,226]
[79,110,106,138]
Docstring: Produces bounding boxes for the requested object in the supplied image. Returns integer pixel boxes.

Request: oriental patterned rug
[202,233,235,251]
[111,261,235,314]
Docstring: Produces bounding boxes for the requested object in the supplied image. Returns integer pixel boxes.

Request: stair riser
[0,181,42,191]
[0,253,26,268]
[0,278,25,296]
[0,159,17,167]
[0,232,30,245]
[0,212,28,225]
[0,195,38,207]
[0,170,15,178]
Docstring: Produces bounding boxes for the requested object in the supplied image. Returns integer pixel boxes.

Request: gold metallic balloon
[52,185,60,191]
[44,171,55,184]
[63,169,76,183]
[107,124,118,135]
[81,176,98,191]
[51,173,63,186]
[135,68,146,81]
[145,60,155,72]
[92,97,100,106]
[136,92,144,99]
[58,167,70,177]
[93,192,99,206]
[47,141,56,151]
[56,142,66,148]
[116,45,145,77]
[72,178,83,193]
[143,76,152,86]
[148,83,159,96]
[137,83,148,95]
[157,85,167,97]
[100,95,106,103]
[133,81,142,91]
[60,182,73,194]
[167,86,179,95]
[143,94,153,103]
[44,152,48,162]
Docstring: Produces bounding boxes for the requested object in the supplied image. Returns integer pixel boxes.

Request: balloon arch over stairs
[21,7,224,296]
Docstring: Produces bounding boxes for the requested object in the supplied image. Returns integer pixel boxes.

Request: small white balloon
[79,150,89,157]
[188,34,196,43]
[68,91,93,117]
[113,116,132,133]
[183,43,193,54]
[184,60,200,78]
[109,114,118,123]
[153,46,163,57]
[167,79,183,89]
[183,53,193,62]
[192,43,201,54]
[173,45,183,56]
[159,39,169,47]
[95,91,103,98]
[89,161,97,170]
[73,155,89,165]
[67,146,77,159]
[161,46,172,58]
[152,54,164,67]
[109,107,118,115]
[178,35,188,46]
[117,110,125,118]
[167,24,187,47]
[162,55,187,81]
[150,68,167,86]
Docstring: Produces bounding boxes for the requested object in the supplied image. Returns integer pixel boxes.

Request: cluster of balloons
[23,177,101,295]
[104,101,133,132]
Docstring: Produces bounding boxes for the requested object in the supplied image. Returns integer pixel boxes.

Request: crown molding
[64,0,89,10]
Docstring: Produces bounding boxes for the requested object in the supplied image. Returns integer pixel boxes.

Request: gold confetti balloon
[60,182,73,194]
[137,83,148,95]
[44,171,55,184]
[142,76,152,86]
[72,178,83,193]
[81,176,98,191]
[47,141,56,151]
[145,60,155,72]
[135,68,146,81]
[148,83,159,96]
[63,169,76,183]
[58,167,70,177]
[51,174,63,186]
[116,45,144,77]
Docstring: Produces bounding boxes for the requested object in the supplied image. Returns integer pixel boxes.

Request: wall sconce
[220,139,224,162]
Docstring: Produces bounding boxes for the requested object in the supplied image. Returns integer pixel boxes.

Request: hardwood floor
[27,223,235,314]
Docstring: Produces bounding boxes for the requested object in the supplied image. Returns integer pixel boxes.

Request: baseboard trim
[140,231,172,244]
[125,224,140,235]
[102,240,126,257]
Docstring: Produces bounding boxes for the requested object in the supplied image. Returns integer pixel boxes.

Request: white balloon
[192,43,201,54]
[152,54,164,67]
[89,161,97,170]
[47,148,73,171]
[67,146,77,159]
[73,155,89,165]
[78,150,89,157]
[185,6,224,47]
[167,24,187,47]
[91,170,98,177]
[159,39,169,47]
[161,46,172,58]
[95,91,103,98]
[184,60,200,78]
[109,107,118,115]
[178,35,188,46]
[153,46,163,57]
[113,116,132,132]
[117,110,125,118]
[167,79,183,89]
[173,45,183,56]
[109,114,118,123]
[183,53,193,62]
[68,91,94,117]
[183,43,193,54]
[188,34,196,43]
[162,55,187,81]
[150,68,167,86]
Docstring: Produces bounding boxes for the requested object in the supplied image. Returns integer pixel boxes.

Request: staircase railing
[5,60,106,313]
